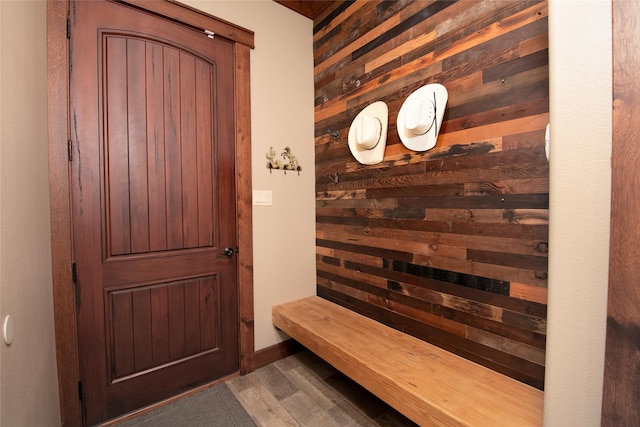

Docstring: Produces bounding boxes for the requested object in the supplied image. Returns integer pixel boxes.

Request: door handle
[223,247,234,257]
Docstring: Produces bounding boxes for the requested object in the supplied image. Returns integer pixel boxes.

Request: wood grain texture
[602,0,640,424]
[47,1,83,425]
[108,277,222,378]
[253,339,304,370]
[274,0,333,20]
[103,38,219,255]
[235,43,256,374]
[273,296,544,426]
[314,0,548,388]
[228,349,418,426]
[48,2,256,424]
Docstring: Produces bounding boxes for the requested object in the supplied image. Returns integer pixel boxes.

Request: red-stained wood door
[70,1,238,424]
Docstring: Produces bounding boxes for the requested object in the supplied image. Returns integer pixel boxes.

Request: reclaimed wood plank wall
[603,0,640,423]
[313,0,549,389]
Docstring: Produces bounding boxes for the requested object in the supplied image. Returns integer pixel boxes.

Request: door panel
[107,276,221,380]
[104,37,219,256]
[70,1,238,424]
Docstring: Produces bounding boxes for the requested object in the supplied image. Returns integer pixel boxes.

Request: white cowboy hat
[397,83,448,151]
[348,101,388,165]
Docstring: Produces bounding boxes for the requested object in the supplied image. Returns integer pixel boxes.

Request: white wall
[182,0,317,351]
[0,1,61,426]
[545,0,611,425]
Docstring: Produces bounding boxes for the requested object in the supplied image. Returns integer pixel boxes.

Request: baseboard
[253,339,304,370]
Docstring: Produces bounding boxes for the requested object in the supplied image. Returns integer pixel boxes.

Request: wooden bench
[272,296,543,427]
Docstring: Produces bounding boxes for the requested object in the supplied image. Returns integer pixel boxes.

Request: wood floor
[227,350,418,426]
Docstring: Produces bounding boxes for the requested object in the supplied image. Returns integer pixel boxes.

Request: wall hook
[266,146,302,175]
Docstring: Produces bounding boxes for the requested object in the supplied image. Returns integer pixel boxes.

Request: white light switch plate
[253,190,272,206]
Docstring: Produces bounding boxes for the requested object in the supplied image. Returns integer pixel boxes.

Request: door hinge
[73,262,81,308]
[78,381,83,401]
[66,14,71,39]
[68,140,72,161]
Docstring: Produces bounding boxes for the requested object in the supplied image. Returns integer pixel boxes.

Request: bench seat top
[272,296,543,427]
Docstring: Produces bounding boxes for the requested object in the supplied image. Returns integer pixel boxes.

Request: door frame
[47,1,255,425]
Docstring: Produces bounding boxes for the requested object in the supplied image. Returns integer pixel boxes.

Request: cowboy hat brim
[348,101,389,165]
[397,83,448,152]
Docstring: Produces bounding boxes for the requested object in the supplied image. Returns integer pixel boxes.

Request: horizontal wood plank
[273,296,543,427]
[314,0,549,388]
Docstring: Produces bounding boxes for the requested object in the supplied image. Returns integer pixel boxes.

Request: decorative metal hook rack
[266,146,302,175]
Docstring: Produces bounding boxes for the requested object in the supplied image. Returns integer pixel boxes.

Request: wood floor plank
[254,364,299,401]
[282,349,340,380]
[227,349,416,426]
[279,390,332,426]
[330,400,381,427]
[224,370,260,394]
[232,381,298,426]
[285,365,343,410]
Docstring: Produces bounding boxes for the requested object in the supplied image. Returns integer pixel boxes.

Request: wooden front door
[70,1,238,423]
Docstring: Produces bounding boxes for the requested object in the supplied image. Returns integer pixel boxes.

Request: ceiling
[274,1,334,20]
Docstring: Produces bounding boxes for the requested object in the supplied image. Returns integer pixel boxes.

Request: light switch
[253,190,273,206]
